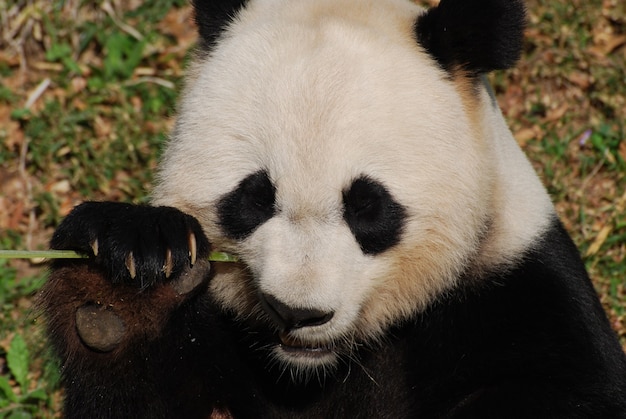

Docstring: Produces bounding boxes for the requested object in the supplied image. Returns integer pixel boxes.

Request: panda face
[152,0,552,374]
[219,171,409,370]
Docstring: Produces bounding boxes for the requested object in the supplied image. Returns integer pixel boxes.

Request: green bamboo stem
[0,249,238,262]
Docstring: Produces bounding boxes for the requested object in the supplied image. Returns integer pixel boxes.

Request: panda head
[153,0,553,377]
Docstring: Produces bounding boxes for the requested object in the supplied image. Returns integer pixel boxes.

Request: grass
[0,0,624,416]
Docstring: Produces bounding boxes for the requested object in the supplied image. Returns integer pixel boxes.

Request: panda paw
[43,255,212,354]
[50,202,211,288]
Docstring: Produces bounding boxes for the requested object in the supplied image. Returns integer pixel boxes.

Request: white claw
[188,232,197,266]
[125,252,136,279]
[164,248,173,278]
[91,238,99,256]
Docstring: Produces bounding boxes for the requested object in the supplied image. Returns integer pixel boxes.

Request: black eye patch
[343,176,406,255]
[217,171,276,240]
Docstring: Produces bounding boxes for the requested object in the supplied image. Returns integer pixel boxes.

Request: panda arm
[40,202,230,418]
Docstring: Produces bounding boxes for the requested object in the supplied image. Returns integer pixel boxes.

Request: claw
[125,252,137,279]
[188,232,197,266]
[164,248,173,278]
[91,238,99,256]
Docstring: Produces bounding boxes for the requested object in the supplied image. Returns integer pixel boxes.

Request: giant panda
[41,0,626,417]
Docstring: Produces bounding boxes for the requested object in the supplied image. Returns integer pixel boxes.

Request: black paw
[50,202,210,287]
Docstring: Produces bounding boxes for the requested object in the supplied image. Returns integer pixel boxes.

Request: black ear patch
[343,177,406,255]
[192,0,250,51]
[217,171,276,240]
[415,0,526,76]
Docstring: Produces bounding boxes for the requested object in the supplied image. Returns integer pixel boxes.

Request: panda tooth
[90,238,99,256]
[164,248,173,278]
[125,252,137,279]
[188,232,197,266]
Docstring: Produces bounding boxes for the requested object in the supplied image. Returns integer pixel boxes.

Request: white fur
[152,0,555,368]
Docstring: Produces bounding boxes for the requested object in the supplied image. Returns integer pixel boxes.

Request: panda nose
[260,293,334,331]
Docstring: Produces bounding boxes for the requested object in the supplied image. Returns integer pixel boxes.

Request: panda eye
[346,187,378,218]
[342,176,406,255]
[217,171,276,240]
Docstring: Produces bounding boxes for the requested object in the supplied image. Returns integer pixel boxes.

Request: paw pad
[76,304,126,352]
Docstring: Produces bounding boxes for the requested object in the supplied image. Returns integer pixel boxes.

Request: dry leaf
[568,72,591,90]
[586,225,613,257]
[546,104,569,122]
[515,127,541,146]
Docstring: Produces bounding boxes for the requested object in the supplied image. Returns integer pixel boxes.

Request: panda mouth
[278,332,333,356]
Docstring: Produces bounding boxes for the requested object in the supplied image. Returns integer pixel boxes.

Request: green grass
[0,0,624,416]
[0,260,58,418]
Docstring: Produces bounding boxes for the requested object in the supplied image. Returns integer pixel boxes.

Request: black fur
[50,202,210,286]
[415,0,526,75]
[192,0,250,51]
[408,220,626,417]
[342,176,406,255]
[44,214,626,417]
[217,170,276,240]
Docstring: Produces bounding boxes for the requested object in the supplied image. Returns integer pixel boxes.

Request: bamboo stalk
[0,249,238,262]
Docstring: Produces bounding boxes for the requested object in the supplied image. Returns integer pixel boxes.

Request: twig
[24,77,50,108]
[124,76,175,89]
[101,1,144,41]
[0,250,86,259]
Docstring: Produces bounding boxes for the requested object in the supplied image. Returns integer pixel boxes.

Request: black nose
[260,293,334,331]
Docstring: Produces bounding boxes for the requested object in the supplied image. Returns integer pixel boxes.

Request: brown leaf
[157,6,196,47]
[586,225,612,257]
[514,126,544,147]
[592,31,626,57]
[545,104,569,123]
[70,77,87,94]
[604,35,626,54]
[94,115,112,139]
[568,72,591,89]
[619,140,626,163]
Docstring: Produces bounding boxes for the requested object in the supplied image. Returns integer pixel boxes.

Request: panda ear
[415,0,526,76]
[192,0,250,50]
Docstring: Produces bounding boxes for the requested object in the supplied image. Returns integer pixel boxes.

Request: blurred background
[0,0,624,416]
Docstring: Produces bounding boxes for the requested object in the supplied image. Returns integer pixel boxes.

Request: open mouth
[278,332,333,357]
